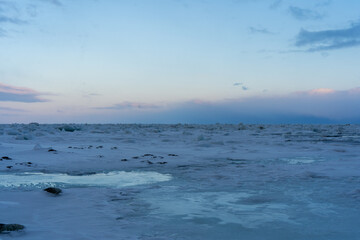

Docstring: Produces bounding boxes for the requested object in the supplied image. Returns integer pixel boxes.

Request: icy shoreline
[1,124,360,239]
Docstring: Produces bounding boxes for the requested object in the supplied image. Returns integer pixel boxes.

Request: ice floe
[0,171,172,189]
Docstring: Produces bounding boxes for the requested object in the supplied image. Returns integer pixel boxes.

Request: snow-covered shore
[1,124,360,239]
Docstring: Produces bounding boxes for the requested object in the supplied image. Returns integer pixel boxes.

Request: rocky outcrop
[0,223,25,233]
[44,187,62,195]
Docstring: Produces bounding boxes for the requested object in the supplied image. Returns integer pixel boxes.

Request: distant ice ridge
[0,171,172,189]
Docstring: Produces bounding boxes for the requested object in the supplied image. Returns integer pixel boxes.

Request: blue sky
[0,0,360,123]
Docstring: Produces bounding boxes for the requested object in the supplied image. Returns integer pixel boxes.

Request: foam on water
[0,171,172,189]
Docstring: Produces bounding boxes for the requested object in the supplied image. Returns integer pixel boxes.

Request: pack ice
[0,123,359,239]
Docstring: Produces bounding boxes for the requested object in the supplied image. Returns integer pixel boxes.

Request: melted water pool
[0,171,172,189]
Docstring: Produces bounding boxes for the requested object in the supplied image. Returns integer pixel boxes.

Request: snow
[0,171,172,188]
[0,124,360,239]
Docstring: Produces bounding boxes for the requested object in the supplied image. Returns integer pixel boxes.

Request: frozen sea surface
[0,124,360,239]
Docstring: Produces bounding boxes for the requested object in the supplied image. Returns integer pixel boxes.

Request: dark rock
[143,153,154,157]
[6,166,12,169]
[79,172,96,176]
[121,158,128,162]
[323,135,342,138]
[44,187,62,195]
[69,171,97,176]
[58,125,80,132]
[0,223,25,233]
[73,146,84,149]
[132,156,139,159]
[168,154,178,157]
[177,165,190,168]
[96,145,103,149]
[305,172,328,179]
[1,156,12,160]
[48,148,57,152]
[158,162,167,164]
[147,160,153,164]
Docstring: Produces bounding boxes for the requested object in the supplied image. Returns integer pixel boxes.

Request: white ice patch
[147,191,293,228]
[279,157,323,164]
[0,171,172,189]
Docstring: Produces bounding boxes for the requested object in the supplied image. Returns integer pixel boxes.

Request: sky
[0,0,360,124]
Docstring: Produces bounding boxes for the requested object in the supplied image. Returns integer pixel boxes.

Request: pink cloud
[294,88,336,96]
[0,83,47,102]
[294,87,360,96]
[308,88,336,94]
[0,83,38,95]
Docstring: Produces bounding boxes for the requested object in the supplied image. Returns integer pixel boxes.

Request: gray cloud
[289,6,323,21]
[316,0,332,8]
[233,82,249,90]
[249,27,274,35]
[0,15,26,24]
[0,1,18,12]
[0,0,59,37]
[295,22,360,51]
[269,0,282,10]
[0,106,26,112]
[88,93,101,97]
[0,83,47,102]
[97,88,360,124]
[97,102,161,110]
[9,88,359,124]
[0,92,46,102]
[0,1,27,37]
